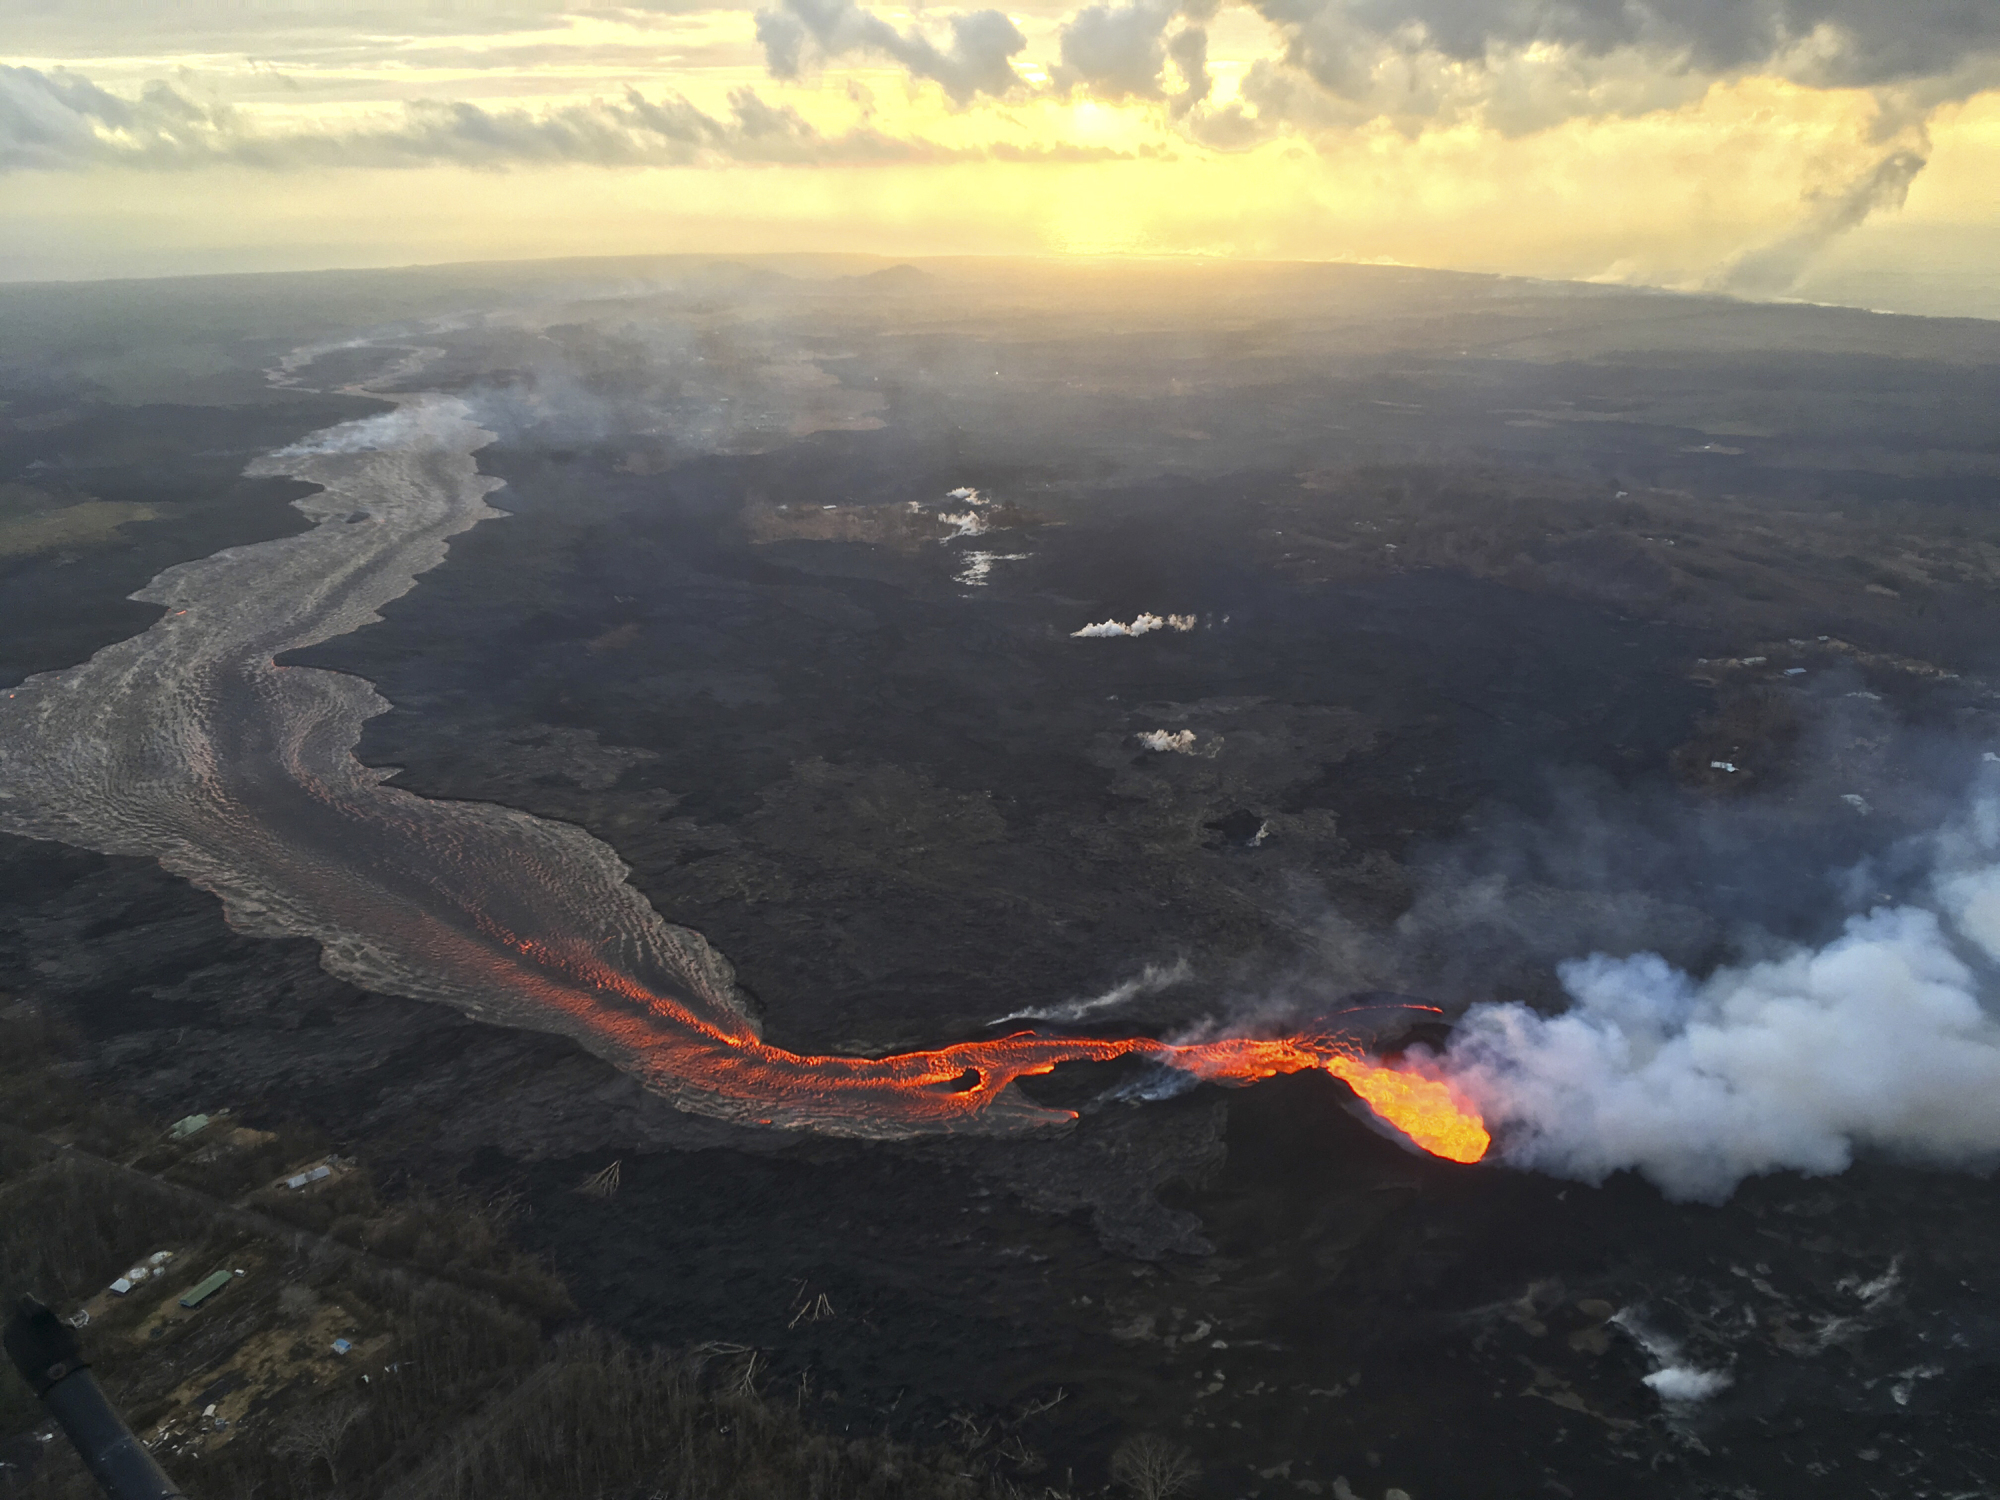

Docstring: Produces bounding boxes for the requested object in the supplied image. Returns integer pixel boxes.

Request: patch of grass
[0,484,157,559]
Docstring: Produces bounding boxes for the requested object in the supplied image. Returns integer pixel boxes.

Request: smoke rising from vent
[955,550,1028,586]
[1072,612,1197,637]
[937,508,990,537]
[1435,773,2000,1202]
[992,957,1193,1025]
[1613,1312,1733,1405]
[1713,144,1931,296]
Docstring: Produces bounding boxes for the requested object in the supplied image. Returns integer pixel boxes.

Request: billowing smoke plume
[1071,612,1197,637]
[1437,773,2000,1202]
[1712,144,1931,297]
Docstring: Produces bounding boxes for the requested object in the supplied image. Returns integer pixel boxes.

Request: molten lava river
[0,348,1490,1167]
[515,940,1489,1160]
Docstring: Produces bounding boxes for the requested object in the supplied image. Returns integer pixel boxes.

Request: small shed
[179,1270,233,1310]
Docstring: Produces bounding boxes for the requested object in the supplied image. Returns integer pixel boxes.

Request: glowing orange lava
[469,920,1489,1159]
[1157,1036,1492,1163]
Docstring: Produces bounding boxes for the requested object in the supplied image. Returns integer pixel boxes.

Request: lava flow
[489,932,1491,1159]
[0,365,1487,1166]
[1161,1036,1493,1163]
[679,1029,1490,1162]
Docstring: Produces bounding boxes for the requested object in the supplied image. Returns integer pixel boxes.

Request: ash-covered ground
[6,257,2000,1497]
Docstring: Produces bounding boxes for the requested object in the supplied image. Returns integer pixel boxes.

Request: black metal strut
[4,1295,186,1500]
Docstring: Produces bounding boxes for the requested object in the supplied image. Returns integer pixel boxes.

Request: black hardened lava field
[6,258,2000,1499]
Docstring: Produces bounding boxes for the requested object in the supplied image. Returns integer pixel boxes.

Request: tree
[1110,1433,1199,1500]
[274,1393,369,1494]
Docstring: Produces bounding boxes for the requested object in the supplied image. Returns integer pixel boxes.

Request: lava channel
[0,353,1491,1166]
[490,935,1490,1160]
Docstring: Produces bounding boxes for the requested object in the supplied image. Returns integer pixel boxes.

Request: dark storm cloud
[0,64,983,171]
[755,0,1028,103]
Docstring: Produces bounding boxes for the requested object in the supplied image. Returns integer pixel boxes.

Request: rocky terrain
[5,257,2000,1496]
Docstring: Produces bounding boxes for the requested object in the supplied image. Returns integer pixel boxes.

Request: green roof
[178,1270,233,1309]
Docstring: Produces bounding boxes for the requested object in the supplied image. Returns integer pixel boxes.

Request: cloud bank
[1242,0,2000,124]
[980,0,2000,152]
[8,0,1998,298]
[0,64,991,172]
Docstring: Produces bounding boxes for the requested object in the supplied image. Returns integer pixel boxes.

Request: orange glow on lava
[1321,1056,1491,1163]
[1159,1036,1492,1163]
[466,917,1488,1159]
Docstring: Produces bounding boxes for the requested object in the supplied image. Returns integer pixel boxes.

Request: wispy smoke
[993,957,1193,1025]
[934,489,990,538]
[955,550,1028,586]
[1614,1311,1733,1405]
[1712,144,1931,297]
[268,406,436,457]
[1437,770,2000,1202]
[937,509,991,538]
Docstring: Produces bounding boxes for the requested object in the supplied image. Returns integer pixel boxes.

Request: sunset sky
[4,1,1999,313]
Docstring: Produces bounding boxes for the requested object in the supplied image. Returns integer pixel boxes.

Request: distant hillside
[849,264,932,291]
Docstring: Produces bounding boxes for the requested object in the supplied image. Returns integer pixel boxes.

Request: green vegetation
[0,484,159,560]
[0,1006,1039,1499]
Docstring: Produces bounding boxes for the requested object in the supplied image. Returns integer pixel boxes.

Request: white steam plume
[1440,775,2000,1202]
[992,957,1193,1025]
[1612,1311,1733,1405]
[955,550,1027,586]
[1071,612,1196,637]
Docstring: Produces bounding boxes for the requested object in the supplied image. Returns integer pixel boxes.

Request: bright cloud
[1,0,1998,305]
